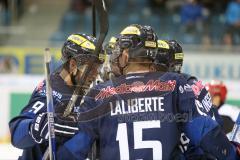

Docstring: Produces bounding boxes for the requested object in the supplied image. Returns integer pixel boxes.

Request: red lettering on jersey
[95,80,176,100]
[36,80,44,92]
[145,80,159,91]
[131,81,145,93]
[191,80,204,97]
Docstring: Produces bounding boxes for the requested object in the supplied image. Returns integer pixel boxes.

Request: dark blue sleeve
[57,131,94,160]
[9,82,47,149]
[183,116,218,146]
[56,87,100,159]
[10,119,36,148]
[200,125,239,160]
[183,73,223,125]
[211,107,224,127]
[177,76,218,146]
[177,76,240,159]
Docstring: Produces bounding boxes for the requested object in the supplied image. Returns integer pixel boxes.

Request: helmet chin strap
[117,50,129,75]
[119,63,128,75]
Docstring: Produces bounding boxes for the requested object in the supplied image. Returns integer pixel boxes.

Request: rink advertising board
[0,47,61,74]
[0,47,240,78]
[182,53,240,80]
[0,50,240,142]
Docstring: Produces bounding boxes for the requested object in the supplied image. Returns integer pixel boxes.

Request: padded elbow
[200,126,238,160]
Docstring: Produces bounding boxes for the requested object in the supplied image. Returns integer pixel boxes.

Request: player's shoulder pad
[181,73,198,82]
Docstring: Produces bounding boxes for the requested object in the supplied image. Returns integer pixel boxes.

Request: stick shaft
[44,48,56,160]
[230,113,240,141]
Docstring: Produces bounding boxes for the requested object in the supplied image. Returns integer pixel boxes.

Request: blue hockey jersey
[57,72,239,160]
[8,72,80,160]
[179,73,224,159]
[181,73,222,126]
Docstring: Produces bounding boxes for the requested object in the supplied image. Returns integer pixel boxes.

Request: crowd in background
[0,0,239,46]
[58,0,240,46]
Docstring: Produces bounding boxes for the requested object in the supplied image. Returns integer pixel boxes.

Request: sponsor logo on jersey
[179,86,184,93]
[179,84,192,93]
[95,80,176,100]
[110,96,165,116]
[36,80,44,92]
[195,100,208,116]
[191,80,204,97]
[201,92,212,112]
[52,90,62,100]
[36,80,63,100]
[195,95,212,116]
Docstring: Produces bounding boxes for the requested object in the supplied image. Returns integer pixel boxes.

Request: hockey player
[157,40,226,159]
[206,80,240,134]
[156,39,223,125]
[8,33,104,160]
[56,24,240,160]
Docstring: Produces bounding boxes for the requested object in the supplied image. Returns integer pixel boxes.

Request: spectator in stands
[149,0,167,14]
[201,0,230,14]
[223,0,240,46]
[0,0,10,25]
[180,0,207,44]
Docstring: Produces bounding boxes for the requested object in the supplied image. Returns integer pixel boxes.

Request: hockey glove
[30,112,79,144]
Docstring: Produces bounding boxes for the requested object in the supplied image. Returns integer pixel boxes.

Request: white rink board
[183,53,240,80]
[0,144,22,160]
[0,75,43,139]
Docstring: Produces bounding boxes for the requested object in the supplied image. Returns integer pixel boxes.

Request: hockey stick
[94,0,108,55]
[43,1,108,159]
[230,113,240,142]
[44,48,56,160]
[63,0,108,117]
[92,0,96,37]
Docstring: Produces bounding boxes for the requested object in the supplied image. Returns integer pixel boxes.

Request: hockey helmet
[156,40,184,72]
[205,80,227,103]
[104,36,117,55]
[61,33,105,67]
[116,24,158,60]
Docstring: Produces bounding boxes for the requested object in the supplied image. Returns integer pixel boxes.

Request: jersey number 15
[116,120,162,160]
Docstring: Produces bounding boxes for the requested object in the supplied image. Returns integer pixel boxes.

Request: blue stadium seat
[128,14,140,24]
[109,14,122,34]
[148,15,160,28]
[209,15,225,44]
[111,0,129,14]
[59,11,82,33]
[49,31,66,45]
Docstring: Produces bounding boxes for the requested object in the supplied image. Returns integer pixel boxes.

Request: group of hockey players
[9,24,240,160]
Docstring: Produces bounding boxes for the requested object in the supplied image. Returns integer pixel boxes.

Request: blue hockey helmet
[156,39,184,73]
[61,33,105,67]
[117,24,158,61]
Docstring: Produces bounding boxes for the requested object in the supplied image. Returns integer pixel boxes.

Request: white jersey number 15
[116,120,162,160]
